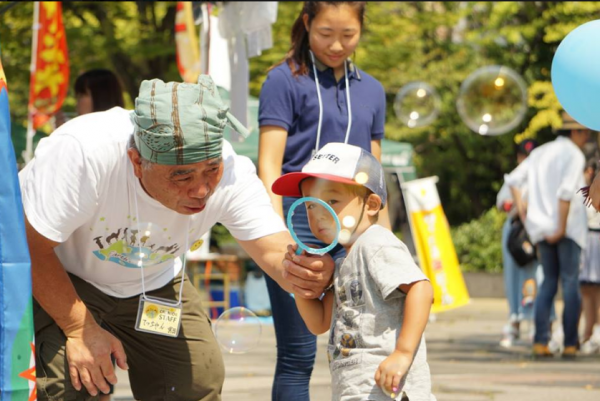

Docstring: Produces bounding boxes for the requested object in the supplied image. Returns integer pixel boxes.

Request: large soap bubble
[394,82,441,128]
[456,65,527,136]
[213,307,262,354]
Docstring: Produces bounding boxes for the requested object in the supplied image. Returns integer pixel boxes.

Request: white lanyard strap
[133,178,188,306]
[309,50,352,152]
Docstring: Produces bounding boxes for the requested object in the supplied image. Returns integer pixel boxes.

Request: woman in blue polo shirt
[257,2,387,400]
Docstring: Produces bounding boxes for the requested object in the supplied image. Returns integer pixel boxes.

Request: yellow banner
[402,177,470,313]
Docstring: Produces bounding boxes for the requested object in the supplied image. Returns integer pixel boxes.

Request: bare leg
[581,285,595,342]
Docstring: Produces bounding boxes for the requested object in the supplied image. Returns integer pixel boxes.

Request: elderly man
[19,76,333,401]
[505,111,589,358]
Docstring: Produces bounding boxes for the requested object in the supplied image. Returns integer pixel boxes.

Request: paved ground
[113,298,600,400]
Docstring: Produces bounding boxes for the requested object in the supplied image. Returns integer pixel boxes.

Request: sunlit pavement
[113,298,600,401]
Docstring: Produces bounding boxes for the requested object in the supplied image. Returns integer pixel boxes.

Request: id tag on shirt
[135,296,182,338]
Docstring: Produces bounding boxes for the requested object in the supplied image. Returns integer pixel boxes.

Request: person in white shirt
[19,75,335,401]
[505,111,590,358]
[497,139,541,348]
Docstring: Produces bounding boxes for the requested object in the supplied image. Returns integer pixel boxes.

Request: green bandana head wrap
[132,75,249,165]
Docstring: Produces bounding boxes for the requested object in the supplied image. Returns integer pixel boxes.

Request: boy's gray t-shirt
[329,225,434,401]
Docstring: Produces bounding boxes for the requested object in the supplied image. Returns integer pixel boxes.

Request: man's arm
[509,186,526,223]
[505,157,530,222]
[25,218,127,396]
[545,199,570,244]
[587,171,600,211]
[237,231,334,299]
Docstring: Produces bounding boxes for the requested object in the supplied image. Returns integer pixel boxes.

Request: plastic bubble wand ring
[287,197,341,255]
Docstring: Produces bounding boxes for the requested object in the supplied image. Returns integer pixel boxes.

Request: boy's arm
[375,279,433,394]
[395,280,434,354]
[295,291,335,335]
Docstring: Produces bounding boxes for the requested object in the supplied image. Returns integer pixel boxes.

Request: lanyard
[133,178,189,307]
[309,50,353,152]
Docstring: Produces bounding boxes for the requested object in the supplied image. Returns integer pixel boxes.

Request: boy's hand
[375,350,412,396]
[282,244,334,299]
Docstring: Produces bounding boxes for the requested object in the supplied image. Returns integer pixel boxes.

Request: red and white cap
[272,142,387,207]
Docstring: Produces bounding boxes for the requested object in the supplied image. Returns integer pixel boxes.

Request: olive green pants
[34,273,224,401]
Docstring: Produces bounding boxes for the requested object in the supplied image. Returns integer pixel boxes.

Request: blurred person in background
[74,69,125,115]
[55,69,125,129]
[579,158,600,355]
[505,111,589,358]
[496,139,540,348]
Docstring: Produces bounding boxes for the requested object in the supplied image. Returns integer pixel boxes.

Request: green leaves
[451,207,506,273]
[2,1,599,226]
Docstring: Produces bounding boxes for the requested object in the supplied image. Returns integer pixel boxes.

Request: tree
[0,1,179,129]
[248,1,600,224]
[2,1,599,224]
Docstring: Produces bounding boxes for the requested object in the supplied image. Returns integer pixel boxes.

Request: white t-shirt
[19,107,286,297]
[504,136,587,248]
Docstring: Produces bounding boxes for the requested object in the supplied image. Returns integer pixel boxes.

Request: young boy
[272,143,435,401]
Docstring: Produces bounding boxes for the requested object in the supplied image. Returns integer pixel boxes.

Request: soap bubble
[394,82,441,128]
[214,307,262,354]
[456,65,527,136]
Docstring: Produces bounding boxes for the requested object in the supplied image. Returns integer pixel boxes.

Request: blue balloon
[551,19,600,131]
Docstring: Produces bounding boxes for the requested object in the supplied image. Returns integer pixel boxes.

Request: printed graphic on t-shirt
[349,279,364,307]
[341,308,362,330]
[329,275,366,371]
[338,272,365,307]
[329,330,364,371]
[91,218,199,268]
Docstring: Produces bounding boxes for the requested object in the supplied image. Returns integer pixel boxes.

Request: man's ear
[365,193,382,216]
[127,148,143,179]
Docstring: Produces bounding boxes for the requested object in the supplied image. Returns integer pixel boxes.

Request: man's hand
[582,171,600,211]
[65,322,128,396]
[545,229,565,245]
[282,244,334,299]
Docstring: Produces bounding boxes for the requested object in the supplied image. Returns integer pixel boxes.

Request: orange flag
[175,1,201,83]
[28,2,69,129]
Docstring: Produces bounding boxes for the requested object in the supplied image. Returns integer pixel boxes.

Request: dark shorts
[34,273,224,401]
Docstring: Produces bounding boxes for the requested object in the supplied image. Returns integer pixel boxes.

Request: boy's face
[300,178,373,248]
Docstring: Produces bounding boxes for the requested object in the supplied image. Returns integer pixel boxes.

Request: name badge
[135,296,182,338]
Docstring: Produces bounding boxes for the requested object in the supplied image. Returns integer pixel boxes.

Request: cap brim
[272,172,360,198]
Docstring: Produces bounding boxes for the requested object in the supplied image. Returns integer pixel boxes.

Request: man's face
[127,148,224,215]
[571,129,591,149]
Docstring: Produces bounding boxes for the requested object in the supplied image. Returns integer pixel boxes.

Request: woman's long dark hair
[276,1,366,77]
[74,69,125,112]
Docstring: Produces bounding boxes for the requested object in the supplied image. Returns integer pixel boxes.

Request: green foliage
[248,1,600,225]
[2,1,600,225]
[0,1,179,130]
[451,207,506,273]
[210,223,236,251]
